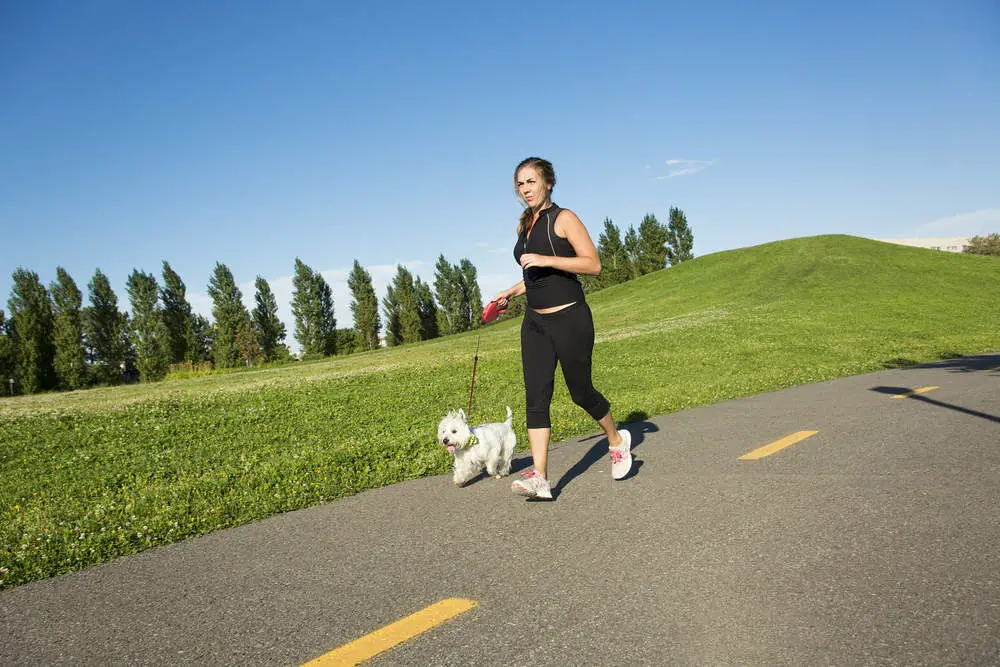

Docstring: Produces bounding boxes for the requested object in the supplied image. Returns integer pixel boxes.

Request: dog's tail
[505,406,513,425]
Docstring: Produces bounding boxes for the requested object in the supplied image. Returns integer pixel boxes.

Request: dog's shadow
[512,413,657,499]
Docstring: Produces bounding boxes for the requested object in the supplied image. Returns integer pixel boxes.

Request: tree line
[1,208,694,396]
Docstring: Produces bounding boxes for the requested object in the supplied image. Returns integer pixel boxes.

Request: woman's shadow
[511,411,657,499]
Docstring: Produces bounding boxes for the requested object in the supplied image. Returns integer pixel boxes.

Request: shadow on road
[870,386,1000,424]
[882,353,1000,373]
[549,415,659,498]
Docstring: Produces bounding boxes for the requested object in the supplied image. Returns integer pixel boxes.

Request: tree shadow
[870,386,1000,424]
[882,353,1000,373]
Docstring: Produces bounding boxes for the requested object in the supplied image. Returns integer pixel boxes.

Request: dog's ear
[458,408,466,421]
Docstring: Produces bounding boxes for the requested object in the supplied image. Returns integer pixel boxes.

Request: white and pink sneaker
[511,470,552,499]
[610,429,632,480]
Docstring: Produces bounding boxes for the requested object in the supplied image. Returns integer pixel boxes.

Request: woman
[491,157,631,500]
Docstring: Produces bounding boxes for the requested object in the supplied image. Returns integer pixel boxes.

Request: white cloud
[912,208,1000,237]
[653,158,716,180]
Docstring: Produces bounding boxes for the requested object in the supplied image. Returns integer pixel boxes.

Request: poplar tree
[127,269,169,382]
[623,226,640,280]
[188,314,213,363]
[313,271,337,356]
[433,255,460,335]
[391,266,421,344]
[291,259,336,356]
[8,268,56,394]
[382,281,402,347]
[415,278,439,340]
[235,318,261,366]
[207,262,248,369]
[83,269,128,385]
[595,218,631,289]
[253,276,286,361]
[665,207,695,265]
[50,267,88,389]
[161,262,192,364]
[457,259,483,331]
[347,260,380,351]
[635,213,669,276]
[291,259,317,353]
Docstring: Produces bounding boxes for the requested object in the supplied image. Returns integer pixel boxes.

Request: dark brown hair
[514,157,556,235]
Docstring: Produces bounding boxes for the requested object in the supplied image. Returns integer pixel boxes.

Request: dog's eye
[451,429,457,433]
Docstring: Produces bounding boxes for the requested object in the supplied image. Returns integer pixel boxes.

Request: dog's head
[437,409,472,454]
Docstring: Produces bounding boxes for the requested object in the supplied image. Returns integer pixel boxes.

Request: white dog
[437,406,517,486]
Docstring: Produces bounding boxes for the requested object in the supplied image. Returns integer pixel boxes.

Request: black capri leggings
[521,301,611,429]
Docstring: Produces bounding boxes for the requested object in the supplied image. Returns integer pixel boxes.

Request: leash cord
[468,320,482,415]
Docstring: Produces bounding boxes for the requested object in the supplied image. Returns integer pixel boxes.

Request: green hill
[2,234,998,588]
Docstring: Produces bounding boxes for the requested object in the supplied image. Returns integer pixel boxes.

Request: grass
[2,235,998,589]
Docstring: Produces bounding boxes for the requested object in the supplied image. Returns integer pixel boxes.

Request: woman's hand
[519,253,552,270]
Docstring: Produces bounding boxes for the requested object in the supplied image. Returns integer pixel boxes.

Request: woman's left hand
[519,253,552,269]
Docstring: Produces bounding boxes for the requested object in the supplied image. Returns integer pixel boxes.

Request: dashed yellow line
[891,386,938,399]
[303,598,477,666]
[739,430,818,461]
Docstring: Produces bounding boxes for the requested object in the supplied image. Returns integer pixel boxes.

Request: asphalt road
[2,354,998,666]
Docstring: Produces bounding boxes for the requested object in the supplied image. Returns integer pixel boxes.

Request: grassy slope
[2,235,998,588]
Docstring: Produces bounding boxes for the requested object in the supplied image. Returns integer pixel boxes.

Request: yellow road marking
[304,598,477,666]
[891,386,938,399]
[739,430,818,461]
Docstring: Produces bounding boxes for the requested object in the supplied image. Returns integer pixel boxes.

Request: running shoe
[511,469,552,499]
[610,429,633,480]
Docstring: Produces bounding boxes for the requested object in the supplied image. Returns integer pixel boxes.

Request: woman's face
[516,166,550,208]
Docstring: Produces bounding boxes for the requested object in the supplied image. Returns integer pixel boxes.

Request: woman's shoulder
[552,207,583,236]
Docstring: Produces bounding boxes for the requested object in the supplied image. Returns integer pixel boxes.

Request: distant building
[876,237,971,253]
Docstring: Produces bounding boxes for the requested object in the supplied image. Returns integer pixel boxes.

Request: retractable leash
[467,299,507,415]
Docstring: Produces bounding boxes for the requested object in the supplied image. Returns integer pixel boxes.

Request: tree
[291,259,336,356]
[126,269,170,382]
[456,259,483,333]
[623,226,640,280]
[635,213,669,276]
[348,260,381,351]
[161,262,192,364]
[50,267,88,390]
[313,271,337,356]
[207,262,249,369]
[595,218,631,289]
[7,268,56,394]
[433,256,482,335]
[434,255,461,335]
[235,318,261,366]
[253,276,286,362]
[335,327,364,355]
[382,281,402,347]
[188,314,213,363]
[665,207,695,265]
[0,311,15,392]
[394,266,422,344]
[415,278,439,340]
[83,269,129,385]
[965,233,1000,256]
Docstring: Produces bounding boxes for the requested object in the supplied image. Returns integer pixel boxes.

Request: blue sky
[2,1,998,338]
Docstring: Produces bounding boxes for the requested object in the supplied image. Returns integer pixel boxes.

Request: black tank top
[513,203,586,309]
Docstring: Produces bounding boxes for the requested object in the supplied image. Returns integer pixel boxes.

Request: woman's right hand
[491,292,509,308]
